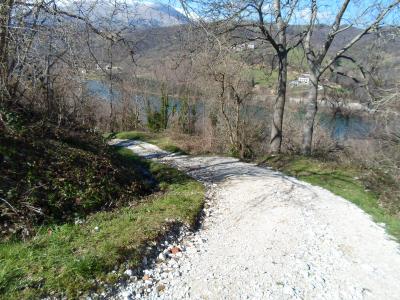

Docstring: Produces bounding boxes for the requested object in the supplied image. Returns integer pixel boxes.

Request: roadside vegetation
[1,127,147,237]
[0,114,204,299]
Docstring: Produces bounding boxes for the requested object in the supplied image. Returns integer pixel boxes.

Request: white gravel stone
[110,139,400,299]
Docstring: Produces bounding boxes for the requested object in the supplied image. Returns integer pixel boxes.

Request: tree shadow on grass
[110,145,194,190]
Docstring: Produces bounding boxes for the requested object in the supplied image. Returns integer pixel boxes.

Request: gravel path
[112,139,400,300]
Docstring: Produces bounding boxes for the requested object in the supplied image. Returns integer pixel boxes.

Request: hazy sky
[160,0,400,25]
[58,0,399,25]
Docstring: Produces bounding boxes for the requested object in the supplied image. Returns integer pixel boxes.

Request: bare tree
[213,59,253,158]
[180,0,305,153]
[190,40,255,157]
[0,0,14,101]
[0,0,138,133]
[301,0,400,155]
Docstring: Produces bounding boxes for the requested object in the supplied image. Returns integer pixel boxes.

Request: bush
[0,107,150,239]
[146,84,174,132]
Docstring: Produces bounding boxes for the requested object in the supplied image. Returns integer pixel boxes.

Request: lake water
[87,80,372,141]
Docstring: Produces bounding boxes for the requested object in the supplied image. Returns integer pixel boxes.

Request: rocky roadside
[87,183,218,300]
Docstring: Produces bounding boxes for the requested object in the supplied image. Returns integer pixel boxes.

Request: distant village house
[289,74,311,86]
[297,74,311,84]
[289,73,324,90]
[233,42,256,52]
[95,63,122,72]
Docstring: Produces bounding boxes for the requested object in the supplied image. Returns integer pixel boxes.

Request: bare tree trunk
[301,0,399,155]
[270,49,287,153]
[301,74,318,155]
[108,40,115,132]
[220,93,235,147]
[0,0,13,100]
[269,0,288,154]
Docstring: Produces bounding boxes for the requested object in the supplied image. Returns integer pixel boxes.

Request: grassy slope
[0,133,151,235]
[0,146,204,299]
[262,155,400,241]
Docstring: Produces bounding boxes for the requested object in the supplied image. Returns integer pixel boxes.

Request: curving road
[112,139,400,300]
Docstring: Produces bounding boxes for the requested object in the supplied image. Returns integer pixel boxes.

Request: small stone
[283,285,293,295]
[157,284,166,293]
[168,259,178,267]
[124,269,133,276]
[158,252,167,261]
[143,269,152,275]
[170,246,181,255]
[120,290,132,299]
[142,274,151,281]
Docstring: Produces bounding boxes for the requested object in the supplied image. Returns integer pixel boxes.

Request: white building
[95,64,122,72]
[298,74,311,84]
[233,42,256,52]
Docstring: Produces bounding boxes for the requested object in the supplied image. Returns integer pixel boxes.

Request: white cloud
[295,7,334,24]
[174,6,200,21]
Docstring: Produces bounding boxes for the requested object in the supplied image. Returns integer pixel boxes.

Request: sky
[57,0,399,26]
[158,0,400,26]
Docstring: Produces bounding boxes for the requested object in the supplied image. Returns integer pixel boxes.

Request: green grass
[0,147,204,299]
[106,131,187,154]
[247,68,278,87]
[245,68,297,88]
[262,155,400,241]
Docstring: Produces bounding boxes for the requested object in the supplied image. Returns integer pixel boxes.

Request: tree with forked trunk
[0,0,14,101]
[301,0,400,155]
[0,0,137,132]
[179,0,305,153]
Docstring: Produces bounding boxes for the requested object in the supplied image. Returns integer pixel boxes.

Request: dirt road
[113,139,400,300]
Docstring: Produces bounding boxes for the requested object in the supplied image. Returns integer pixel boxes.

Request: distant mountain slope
[132,2,189,27]
[63,1,189,28]
[129,23,400,63]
